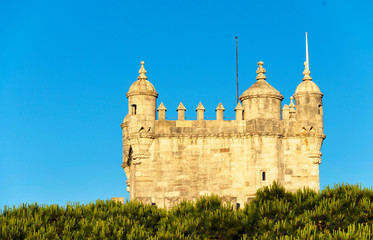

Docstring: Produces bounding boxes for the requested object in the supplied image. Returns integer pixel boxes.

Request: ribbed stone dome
[294,80,322,95]
[126,61,158,98]
[240,80,282,100]
[128,79,157,94]
[294,62,322,96]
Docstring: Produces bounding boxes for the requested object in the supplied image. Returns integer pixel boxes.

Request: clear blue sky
[1,0,372,207]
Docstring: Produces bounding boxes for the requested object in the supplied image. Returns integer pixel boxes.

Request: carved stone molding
[136,197,152,205]
[307,151,322,165]
[221,196,237,206]
[165,197,180,209]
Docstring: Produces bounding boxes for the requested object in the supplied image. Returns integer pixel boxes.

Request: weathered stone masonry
[121,60,325,209]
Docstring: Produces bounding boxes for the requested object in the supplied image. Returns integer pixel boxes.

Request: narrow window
[127,146,133,166]
[131,104,137,115]
[236,203,240,209]
[318,105,323,115]
[262,171,266,181]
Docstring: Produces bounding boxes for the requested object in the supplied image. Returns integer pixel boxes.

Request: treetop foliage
[1,182,373,239]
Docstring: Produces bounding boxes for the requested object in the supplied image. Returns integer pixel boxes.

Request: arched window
[318,105,323,115]
[127,147,133,166]
[131,105,137,115]
[262,171,266,181]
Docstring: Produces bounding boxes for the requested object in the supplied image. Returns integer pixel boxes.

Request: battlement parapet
[155,118,283,136]
[157,101,296,122]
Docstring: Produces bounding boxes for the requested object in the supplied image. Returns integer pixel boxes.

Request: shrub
[1,183,373,239]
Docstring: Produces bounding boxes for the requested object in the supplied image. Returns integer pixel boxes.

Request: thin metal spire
[302,32,312,81]
[305,32,309,69]
[235,36,239,103]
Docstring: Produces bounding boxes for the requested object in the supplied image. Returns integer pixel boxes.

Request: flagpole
[235,36,239,103]
[305,32,309,68]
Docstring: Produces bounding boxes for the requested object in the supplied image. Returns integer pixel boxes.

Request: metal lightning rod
[235,36,239,103]
[305,32,309,68]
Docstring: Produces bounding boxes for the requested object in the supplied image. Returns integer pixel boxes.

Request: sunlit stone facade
[120,60,325,208]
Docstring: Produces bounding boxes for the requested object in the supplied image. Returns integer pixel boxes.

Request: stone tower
[121,58,325,208]
[121,61,158,201]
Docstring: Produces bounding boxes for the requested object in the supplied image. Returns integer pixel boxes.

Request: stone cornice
[282,133,326,139]
[127,133,156,141]
[239,94,284,101]
[124,132,326,140]
[126,132,285,139]
[293,92,323,98]
[126,91,159,98]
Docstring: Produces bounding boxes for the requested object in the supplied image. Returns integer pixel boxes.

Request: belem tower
[120,56,325,208]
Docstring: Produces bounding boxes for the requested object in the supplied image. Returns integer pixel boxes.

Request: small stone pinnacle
[289,96,295,108]
[256,61,267,80]
[302,61,312,81]
[138,61,147,80]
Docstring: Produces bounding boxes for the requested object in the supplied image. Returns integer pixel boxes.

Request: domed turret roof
[240,62,283,101]
[294,62,322,96]
[294,81,321,94]
[126,61,158,98]
[128,80,157,95]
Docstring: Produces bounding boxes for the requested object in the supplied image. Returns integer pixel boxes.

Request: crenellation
[282,104,290,120]
[235,102,244,120]
[215,103,225,120]
[121,58,325,208]
[157,102,167,120]
[196,102,205,121]
[176,102,186,120]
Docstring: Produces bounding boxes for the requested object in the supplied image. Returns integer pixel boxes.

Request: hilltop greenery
[1,183,373,239]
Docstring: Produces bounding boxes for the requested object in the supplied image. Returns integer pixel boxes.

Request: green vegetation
[1,183,373,239]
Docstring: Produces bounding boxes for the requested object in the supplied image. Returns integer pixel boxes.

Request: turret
[293,61,323,130]
[239,62,283,120]
[126,61,158,133]
[122,61,158,201]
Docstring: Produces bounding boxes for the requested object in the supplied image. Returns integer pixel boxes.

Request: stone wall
[123,117,323,208]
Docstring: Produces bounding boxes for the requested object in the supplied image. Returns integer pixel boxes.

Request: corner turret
[122,61,159,200]
[126,61,158,132]
[285,33,325,193]
[293,61,323,130]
